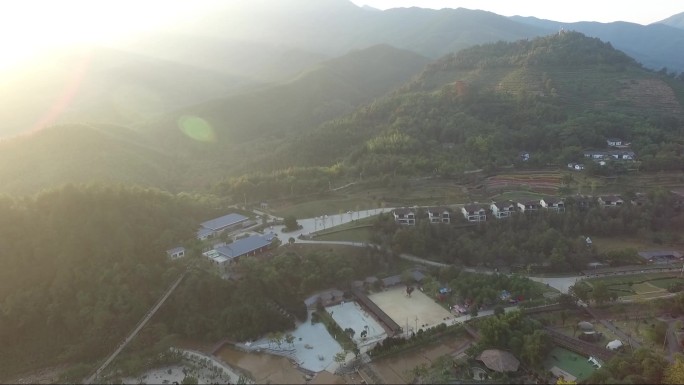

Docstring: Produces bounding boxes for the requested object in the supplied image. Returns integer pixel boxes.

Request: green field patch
[631,282,666,295]
[489,190,546,202]
[607,284,634,295]
[544,346,596,382]
[587,273,677,287]
[590,236,675,253]
[271,196,377,218]
[621,291,674,301]
[649,277,684,289]
[314,227,372,243]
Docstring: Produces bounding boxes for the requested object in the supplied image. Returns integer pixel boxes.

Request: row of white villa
[393,195,629,225]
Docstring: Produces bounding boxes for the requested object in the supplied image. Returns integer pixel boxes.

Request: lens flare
[177,115,215,142]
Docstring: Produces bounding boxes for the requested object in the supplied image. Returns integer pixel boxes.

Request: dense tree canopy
[371,190,684,272]
[0,184,215,379]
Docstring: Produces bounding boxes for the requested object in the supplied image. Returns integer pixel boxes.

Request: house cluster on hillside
[459,197,565,223]
[568,138,636,171]
[393,207,451,225]
[390,193,664,226]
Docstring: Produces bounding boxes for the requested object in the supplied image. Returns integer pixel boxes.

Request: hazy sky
[1,0,681,70]
[350,0,682,25]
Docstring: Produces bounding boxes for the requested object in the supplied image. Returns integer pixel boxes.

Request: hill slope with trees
[233,32,684,197]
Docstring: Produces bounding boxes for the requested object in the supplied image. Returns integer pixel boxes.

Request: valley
[1,1,684,384]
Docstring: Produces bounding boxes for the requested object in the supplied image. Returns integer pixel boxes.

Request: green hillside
[220,32,684,202]
[0,124,182,195]
[0,46,246,138]
[0,185,209,380]
[2,33,683,201]
[148,44,430,144]
[0,44,429,196]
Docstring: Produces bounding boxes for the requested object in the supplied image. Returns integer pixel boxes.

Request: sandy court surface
[327,301,386,347]
[368,287,454,333]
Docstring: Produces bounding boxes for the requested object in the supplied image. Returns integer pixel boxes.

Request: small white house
[490,201,516,219]
[166,247,186,259]
[461,204,487,222]
[606,138,623,147]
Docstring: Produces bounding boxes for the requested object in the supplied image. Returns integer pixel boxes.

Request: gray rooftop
[215,235,271,259]
[382,275,402,287]
[166,246,185,255]
[200,213,249,231]
[196,227,214,239]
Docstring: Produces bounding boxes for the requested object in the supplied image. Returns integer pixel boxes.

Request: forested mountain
[4,0,683,139]
[4,33,683,200]
[0,47,247,138]
[0,185,214,380]
[657,11,684,29]
[239,32,684,188]
[0,184,395,381]
[511,16,684,72]
[0,44,429,195]
[149,44,430,144]
[0,124,183,195]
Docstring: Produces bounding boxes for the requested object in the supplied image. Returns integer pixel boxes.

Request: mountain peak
[654,11,684,29]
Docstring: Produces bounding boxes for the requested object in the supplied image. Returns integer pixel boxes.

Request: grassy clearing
[586,272,680,287]
[631,282,665,295]
[621,292,675,301]
[649,277,684,289]
[271,196,377,218]
[489,190,547,201]
[273,243,367,259]
[314,227,372,243]
[589,236,672,253]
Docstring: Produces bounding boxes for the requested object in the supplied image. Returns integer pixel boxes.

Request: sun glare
[0,0,224,70]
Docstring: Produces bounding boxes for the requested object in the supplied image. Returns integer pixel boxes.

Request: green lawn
[589,236,672,253]
[271,196,377,218]
[586,273,679,287]
[269,178,472,218]
[544,346,597,382]
[649,277,684,289]
[488,190,546,202]
[314,227,372,243]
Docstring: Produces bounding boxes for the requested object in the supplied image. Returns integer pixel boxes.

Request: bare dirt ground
[368,287,455,333]
[371,337,471,384]
[216,346,306,384]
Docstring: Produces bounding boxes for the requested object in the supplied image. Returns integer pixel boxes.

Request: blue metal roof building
[201,213,249,231]
[215,235,272,261]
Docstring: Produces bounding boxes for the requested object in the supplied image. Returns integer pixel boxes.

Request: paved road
[83,273,186,384]
[257,206,674,297]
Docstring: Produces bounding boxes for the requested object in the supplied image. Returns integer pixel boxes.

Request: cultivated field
[485,172,562,195]
[586,273,683,302]
[368,287,455,334]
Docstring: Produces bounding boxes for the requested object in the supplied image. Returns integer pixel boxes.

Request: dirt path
[84,272,187,384]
